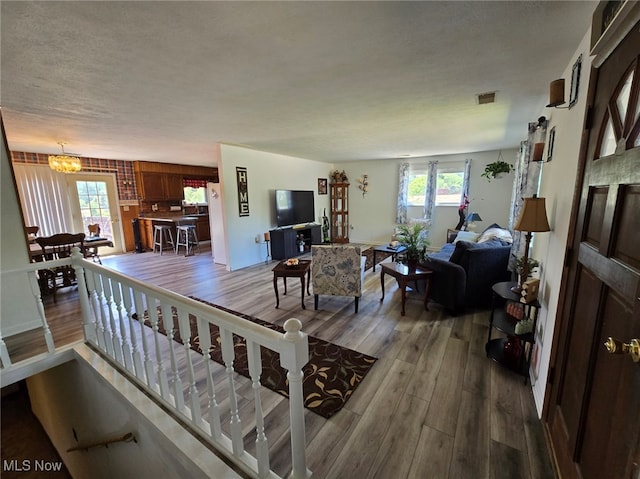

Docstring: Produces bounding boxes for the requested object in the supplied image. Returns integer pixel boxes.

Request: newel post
[71,248,95,343]
[280,318,312,479]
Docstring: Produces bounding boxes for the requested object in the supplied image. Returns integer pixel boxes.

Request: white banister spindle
[147,298,170,400]
[112,281,134,372]
[161,302,184,412]
[133,290,155,388]
[72,252,96,344]
[280,319,311,479]
[196,317,222,439]
[0,332,11,366]
[84,268,103,348]
[27,269,54,353]
[246,339,269,478]
[103,277,124,365]
[122,286,145,381]
[220,327,244,456]
[177,307,201,425]
[92,272,113,355]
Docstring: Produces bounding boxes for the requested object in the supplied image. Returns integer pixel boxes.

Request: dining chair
[35,233,85,302]
[26,225,39,244]
[86,224,102,263]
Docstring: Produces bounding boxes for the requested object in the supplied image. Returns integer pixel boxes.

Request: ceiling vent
[476,91,496,105]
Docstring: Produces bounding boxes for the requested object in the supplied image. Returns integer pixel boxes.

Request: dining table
[29,237,114,261]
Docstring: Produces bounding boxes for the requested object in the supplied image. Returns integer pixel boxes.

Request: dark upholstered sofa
[421,230,512,315]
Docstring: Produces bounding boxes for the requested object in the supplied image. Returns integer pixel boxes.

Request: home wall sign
[236,167,250,217]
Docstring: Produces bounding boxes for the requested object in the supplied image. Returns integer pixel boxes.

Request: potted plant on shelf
[481,160,514,181]
[515,256,540,287]
[396,223,430,268]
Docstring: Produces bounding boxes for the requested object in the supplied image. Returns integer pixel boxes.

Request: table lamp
[465,212,482,231]
[512,195,550,293]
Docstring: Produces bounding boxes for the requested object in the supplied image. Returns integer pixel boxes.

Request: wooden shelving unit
[330,182,349,243]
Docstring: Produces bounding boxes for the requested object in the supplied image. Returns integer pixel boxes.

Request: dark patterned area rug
[136,297,377,418]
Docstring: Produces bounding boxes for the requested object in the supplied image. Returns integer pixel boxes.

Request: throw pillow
[454,231,480,244]
[449,240,472,264]
[477,227,513,244]
[481,223,502,233]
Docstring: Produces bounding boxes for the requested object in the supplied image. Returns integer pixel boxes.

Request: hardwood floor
[6,244,556,478]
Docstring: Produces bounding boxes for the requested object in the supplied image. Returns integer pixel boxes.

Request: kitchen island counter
[137,215,210,250]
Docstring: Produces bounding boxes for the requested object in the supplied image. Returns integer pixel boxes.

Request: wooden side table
[372,244,407,272]
[272,260,311,309]
[380,262,433,316]
[486,281,540,384]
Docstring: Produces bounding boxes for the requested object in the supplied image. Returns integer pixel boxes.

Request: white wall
[332,148,517,246]
[216,145,517,270]
[27,350,239,479]
[530,29,592,415]
[1,119,42,336]
[218,144,332,270]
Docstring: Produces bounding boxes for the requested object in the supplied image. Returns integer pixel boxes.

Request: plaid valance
[183,178,208,188]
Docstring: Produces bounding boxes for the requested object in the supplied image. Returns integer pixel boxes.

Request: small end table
[272,260,312,309]
[372,244,407,272]
[380,262,433,316]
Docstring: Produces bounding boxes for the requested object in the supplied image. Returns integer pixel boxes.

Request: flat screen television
[275,190,315,227]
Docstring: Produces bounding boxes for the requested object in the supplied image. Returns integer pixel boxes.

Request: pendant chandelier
[48,142,82,173]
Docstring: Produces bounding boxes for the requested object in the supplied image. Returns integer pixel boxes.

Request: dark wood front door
[545,21,640,479]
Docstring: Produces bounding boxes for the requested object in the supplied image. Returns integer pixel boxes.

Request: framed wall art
[318,178,327,195]
[547,126,556,162]
[569,55,582,109]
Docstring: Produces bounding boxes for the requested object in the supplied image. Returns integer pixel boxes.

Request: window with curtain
[408,166,465,206]
[182,178,208,205]
[397,160,471,223]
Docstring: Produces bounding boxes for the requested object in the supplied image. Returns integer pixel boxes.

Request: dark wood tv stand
[270,224,321,260]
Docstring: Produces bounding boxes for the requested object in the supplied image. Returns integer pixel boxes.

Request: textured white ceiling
[1,1,595,165]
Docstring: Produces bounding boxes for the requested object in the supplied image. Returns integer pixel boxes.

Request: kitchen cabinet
[139,218,156,251]
[136,171,183,201]
[133,161,218,202]
[138,172,166,201]
[164,174,184,199]
[195,216,210,241]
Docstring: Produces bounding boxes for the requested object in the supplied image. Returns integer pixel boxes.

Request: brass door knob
[604,337,640,363]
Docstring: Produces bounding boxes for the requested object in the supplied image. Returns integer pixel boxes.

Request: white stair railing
[1,249,312,479]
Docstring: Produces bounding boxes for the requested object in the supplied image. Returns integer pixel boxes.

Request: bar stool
[175,221,199,256]
[153,224,175,255]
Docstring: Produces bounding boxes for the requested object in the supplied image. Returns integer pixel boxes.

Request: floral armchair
[311,245,365,313]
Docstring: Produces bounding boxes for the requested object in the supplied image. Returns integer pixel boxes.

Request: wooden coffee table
[380,262,433,316]
[272,260,312,309]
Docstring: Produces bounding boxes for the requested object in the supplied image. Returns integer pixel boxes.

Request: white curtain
[422,161,438,220]
[396,162,410,224]
[13,164,74,237]
[508,121,545,269]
